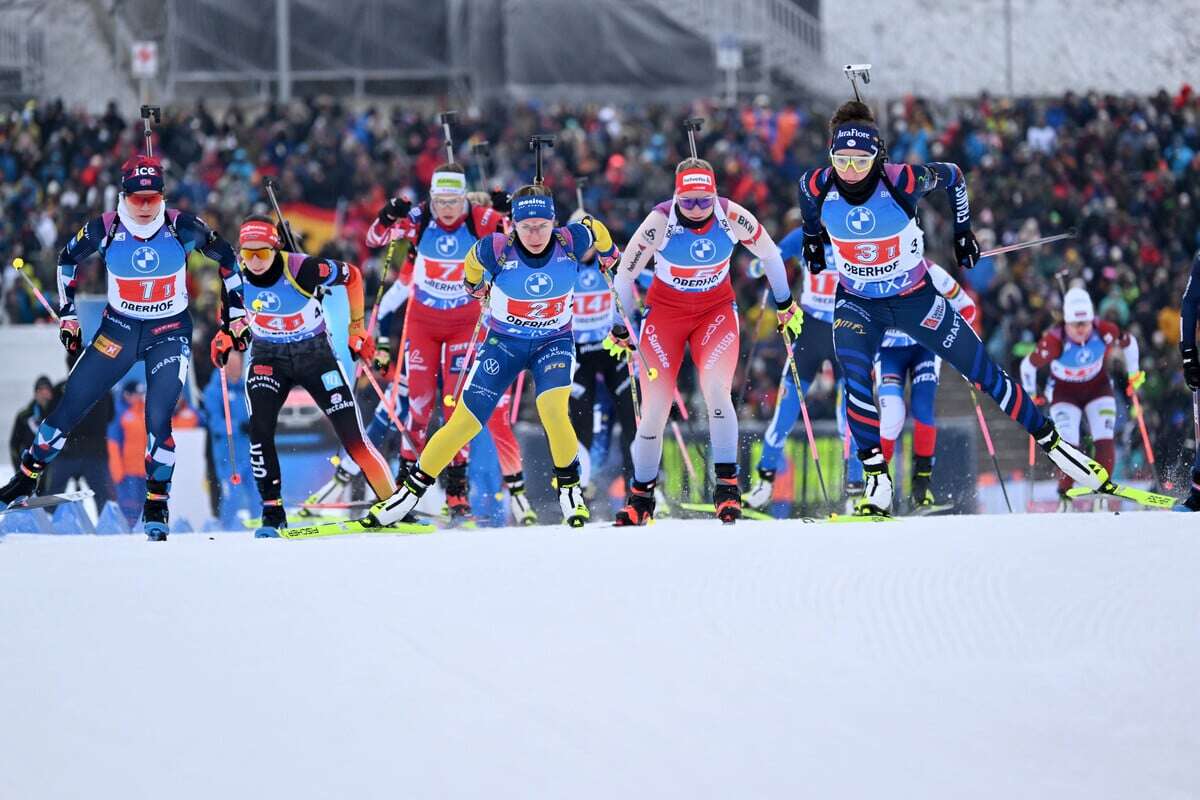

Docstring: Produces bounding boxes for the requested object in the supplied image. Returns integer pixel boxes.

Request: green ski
[279,517,436,540]
[1065,481,1181,511]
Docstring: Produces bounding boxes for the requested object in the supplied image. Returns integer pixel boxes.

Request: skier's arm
[293,255,366,328]
[797,168,831,235]
[927,261,978,326]
[56,217,106,319]
[1019,355,1039,396]
[176,213,246,325]
[913,162,972,233]
[570,217,618,263]
[464,234,502,288]
[613,210,667,315]
[1181,250,1200,350]
[724,201,791,304]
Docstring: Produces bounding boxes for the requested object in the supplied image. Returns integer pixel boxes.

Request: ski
[910,503,956,517]
[300,500,450,524]
[279,517,436,540]
[1065,481,1182,511]
[679,501,773,521]
[678,502,895,524]
[0,489,94,516]
[244,514,347,529]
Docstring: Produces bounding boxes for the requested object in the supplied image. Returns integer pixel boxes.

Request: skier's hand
[377,196,412,227]
[597,247,621,273]
[228,317,252,352]
[1125,370,1146,396]
[58,316,81,352]
[489,189,510,214]
[802,230,829,274]
[1032,394,1047,407]
[348,325,375,364]
[1182,347,1200,391]
[602,325,635,361]
[372,337,391,372]
[955,229,981,269]
[776,298,803,337]
[210,330,233,368]
[464,277,488,301]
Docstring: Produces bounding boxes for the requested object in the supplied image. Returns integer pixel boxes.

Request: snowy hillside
[1,514,1196,799]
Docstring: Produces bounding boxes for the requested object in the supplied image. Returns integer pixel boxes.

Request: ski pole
[1026,435,1036,512]
[510,371,525,425]
[780,327,829,507]
[597,269,659,382]
[218,366,242,486]
[361,361,412,443]
[473,141,491,190]
[11,258,59,320]
[981,230,1077,259]
[1128,389,1157,486]
[965,378,1012,513]
[445,305,488,407]
[734,286,771,408]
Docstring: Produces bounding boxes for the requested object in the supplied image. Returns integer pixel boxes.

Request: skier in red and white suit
[1020,287,1142,510]
[365,165,529,521]
[607,157,799,524]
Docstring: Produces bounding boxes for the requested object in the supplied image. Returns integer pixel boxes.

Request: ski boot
[554,462,589,528]
[714,463,742,524]
[444,463,472,524]
[653,486,672,518]
[505,472,538,526]
[843,479,864,516]
[1035,420,1108,489]
[854,450,893,517]
[367,466,436,527]
[1056,490,1075,513]
[299,463,354,517]
[0,458,41,510]
[909,456,936,512]
[143,482,170,541]
[255,501,288,538]
[1175,473,1200,512]
[615,478,657,526]
[745,467,775,510]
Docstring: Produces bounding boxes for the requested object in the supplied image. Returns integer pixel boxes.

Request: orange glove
[348,325,376,363]
[210,330,234,368]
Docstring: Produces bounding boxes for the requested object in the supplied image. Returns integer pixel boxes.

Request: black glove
[955,229,981,270]
[490,189,510,214]
[802,230,828,275]
[1182,346,1200,391]
[377,196,412,227]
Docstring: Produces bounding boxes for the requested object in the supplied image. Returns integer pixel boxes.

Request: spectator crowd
[2,85,1198,488]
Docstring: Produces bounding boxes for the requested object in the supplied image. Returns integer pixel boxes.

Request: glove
[776,299,803,337]
[348,325,376,364]
[372,337,392,372]
[747,258,766,279]
[377,196,412,227]
[954,230,981,270]
[597,248,621,273]
[1125,370,1146,396]
[229,317,252,352]
[1032,394,1047,407]
[490,189,510,213]
[602,325,635,361]
[1182,347,1200,391]
[464,277,488,301]
[59,316,81,352]
[802,230,828,275]
[210,330,234,368]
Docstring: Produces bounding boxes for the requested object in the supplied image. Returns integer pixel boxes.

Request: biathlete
[608,156,800,525]
[367,183,620,528]
[798,99,1107,514]
[0,155,249,539]
[212,215,396,537]
[1020,287,1141,511]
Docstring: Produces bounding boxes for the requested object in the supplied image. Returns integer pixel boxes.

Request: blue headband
[512,194,556,222]
[831,123,882,154]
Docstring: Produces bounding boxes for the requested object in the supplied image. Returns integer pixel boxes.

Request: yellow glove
[776,299,803,337]
[1126,370,1145,396]
[602,325,635,361]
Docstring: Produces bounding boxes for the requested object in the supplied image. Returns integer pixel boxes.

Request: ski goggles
[829,151,877,173]
[240,247,275,261]
[676,196,716,211]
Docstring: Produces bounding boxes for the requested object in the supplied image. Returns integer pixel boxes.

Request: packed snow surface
[1,513,1196,799]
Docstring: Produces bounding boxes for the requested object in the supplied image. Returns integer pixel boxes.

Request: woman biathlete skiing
[367,177,620,528]
[608,136,800,525]
[212,215,396,537]
[798,99,1107,514]
[0,155,249,539]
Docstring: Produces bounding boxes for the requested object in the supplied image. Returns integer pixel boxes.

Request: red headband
[675,168,717,195]
[239,220,281,248]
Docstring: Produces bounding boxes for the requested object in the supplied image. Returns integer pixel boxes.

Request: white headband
[430,171,467,196]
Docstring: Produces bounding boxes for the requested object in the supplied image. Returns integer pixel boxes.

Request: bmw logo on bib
[436,234,458,256]
[132,246,160,274]
[846,206,876,235]
[256,291,281,312]
[690,238,716,262]
[525,272,552,296]
[580,270,597,288]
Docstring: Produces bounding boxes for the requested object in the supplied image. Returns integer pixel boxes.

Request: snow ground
[1,514,1197,800]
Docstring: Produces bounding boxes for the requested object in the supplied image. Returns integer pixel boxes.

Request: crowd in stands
[2,85,1198,481]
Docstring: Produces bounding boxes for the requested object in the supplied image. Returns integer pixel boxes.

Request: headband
[239,220,281,248]
[512,194,556,222]
[831,123,882,154]
[430,171,468,196]
[675,168,717,195]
